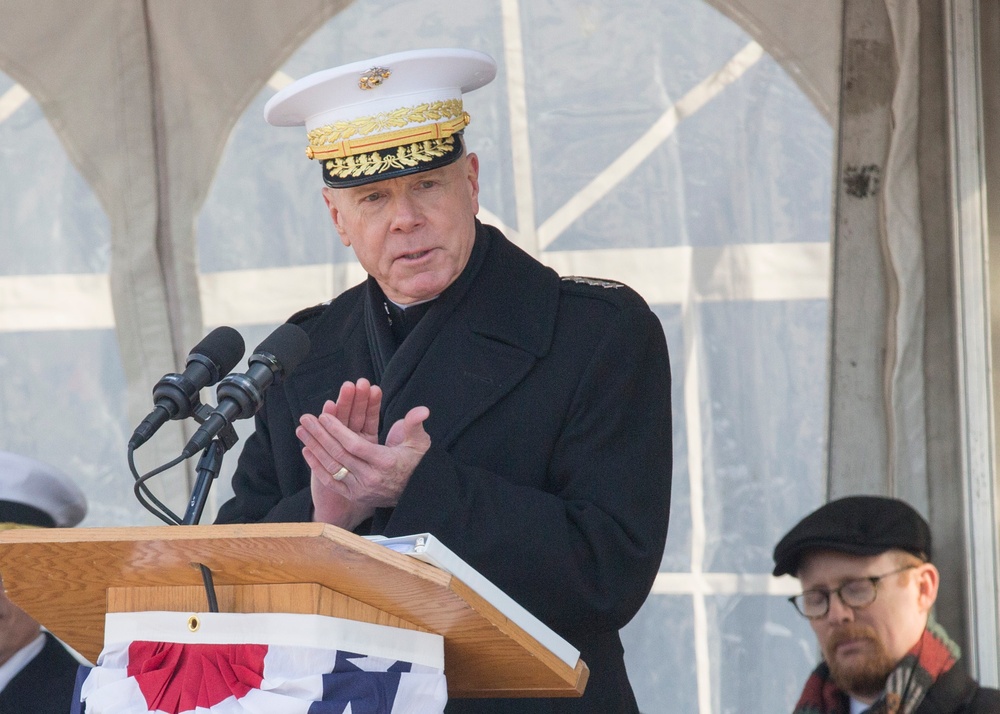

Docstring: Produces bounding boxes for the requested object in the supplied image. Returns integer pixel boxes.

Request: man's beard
[824,623,897,698]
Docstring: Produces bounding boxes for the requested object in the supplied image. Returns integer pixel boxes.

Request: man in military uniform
[216,48,673,713]
[0,451,87,714]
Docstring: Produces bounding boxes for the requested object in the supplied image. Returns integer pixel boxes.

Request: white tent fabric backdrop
[0,0,855,711]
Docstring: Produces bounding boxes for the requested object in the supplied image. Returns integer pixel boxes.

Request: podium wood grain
[0,523,588,697]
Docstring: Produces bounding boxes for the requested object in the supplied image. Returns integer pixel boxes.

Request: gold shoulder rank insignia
[562,276,624,289]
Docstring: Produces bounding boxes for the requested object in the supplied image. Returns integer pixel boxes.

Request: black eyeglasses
[788,564,919,619]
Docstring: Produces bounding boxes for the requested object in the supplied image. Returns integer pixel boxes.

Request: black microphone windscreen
[253,323,311,375]
[193,326,246,376]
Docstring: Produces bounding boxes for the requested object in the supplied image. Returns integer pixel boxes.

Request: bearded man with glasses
[772,496,1000,714]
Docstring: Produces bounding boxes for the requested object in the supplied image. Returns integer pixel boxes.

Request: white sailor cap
[264,48,497,188]
[0,451,87,528]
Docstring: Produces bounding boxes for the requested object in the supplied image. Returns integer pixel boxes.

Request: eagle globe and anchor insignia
[359,66,391,90]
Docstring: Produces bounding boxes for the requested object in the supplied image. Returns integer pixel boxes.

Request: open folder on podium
[0,523,588,699]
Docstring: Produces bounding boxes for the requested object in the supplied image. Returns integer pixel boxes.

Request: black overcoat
[0,632,80,714]
[217,222,673,713]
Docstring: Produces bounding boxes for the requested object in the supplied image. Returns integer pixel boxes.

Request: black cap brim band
[321,133,465,188]
[0,500,56,528]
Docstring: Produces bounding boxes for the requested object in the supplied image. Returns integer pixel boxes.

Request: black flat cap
[772,495,931,577]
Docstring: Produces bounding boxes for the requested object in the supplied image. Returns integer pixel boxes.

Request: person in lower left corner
[0,451,88,714]
[774,495,1000,714]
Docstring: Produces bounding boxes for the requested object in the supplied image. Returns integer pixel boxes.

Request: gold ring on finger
[331,466,350,481]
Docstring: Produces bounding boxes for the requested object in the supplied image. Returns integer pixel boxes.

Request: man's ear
[322,187,350,246]
[916,562,939,613]
[464,152,481,215]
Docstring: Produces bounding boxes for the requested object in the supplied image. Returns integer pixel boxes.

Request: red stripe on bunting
[127,641,267,711]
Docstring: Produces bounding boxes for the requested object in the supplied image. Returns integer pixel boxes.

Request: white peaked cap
[264,48,497,187]
[0,451,87,528]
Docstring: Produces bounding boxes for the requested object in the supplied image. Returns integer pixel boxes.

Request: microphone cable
[129,444,186,525]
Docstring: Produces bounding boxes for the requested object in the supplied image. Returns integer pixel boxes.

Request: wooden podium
[0,523,588,698]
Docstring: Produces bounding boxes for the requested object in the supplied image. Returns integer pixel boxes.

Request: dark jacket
[916,663,1000,713]
[0,632,80,714]
[217,222,673,713]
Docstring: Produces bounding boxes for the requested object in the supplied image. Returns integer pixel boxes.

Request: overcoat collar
[283,221,560,450]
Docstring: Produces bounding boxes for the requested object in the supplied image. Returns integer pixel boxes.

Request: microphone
[181,323,311,458]
[129,326,246,450]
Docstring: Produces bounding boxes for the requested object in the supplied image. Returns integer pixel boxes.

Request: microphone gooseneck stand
[181,401,239,525]
[181,408,240,613]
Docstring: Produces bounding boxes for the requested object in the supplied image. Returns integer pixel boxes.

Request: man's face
[0,587,41,667]
[322,152,481,305]
[797,550,938,701]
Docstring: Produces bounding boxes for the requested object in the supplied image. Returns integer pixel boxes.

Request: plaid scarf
[792,619,960,714]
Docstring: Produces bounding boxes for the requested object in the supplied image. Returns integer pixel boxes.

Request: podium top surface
[0,523,587,698]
